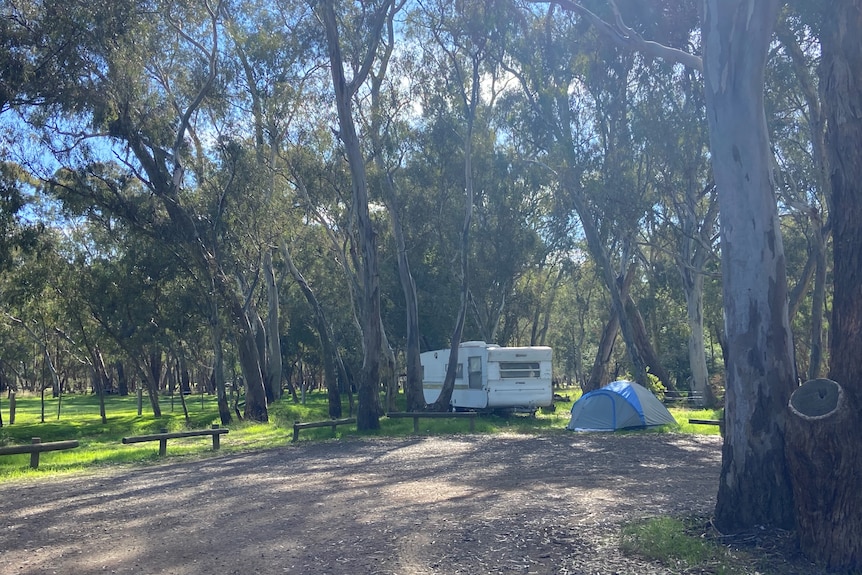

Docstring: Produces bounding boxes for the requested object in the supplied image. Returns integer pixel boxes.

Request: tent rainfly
[567,380,677,431]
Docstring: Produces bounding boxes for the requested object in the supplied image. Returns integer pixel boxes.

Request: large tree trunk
[682,272,715,407]
[584,264,636,392]
[625,294,676,392]
[115,361,129,397]
[263,251,283,402]
[822,0,862,408]
[785,379,862,569]
[235,317,269,423]
[251,312,270,402]
[703,0,796,531]
[805,1,862,570]
[209,301,232,425]
[320,0,388,430]
[570,192,649,387]
[144,349,162,418]
[585,310,618,393]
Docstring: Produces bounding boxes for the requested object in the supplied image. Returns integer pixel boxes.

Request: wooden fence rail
[688,418,725,436]
[0,438,80,469]
[122,425,228,456]
[292,418,357,442]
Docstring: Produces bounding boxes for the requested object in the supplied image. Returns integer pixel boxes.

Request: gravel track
[3,433,737,574]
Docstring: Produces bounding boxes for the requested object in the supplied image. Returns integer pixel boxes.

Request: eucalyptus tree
[53,252,118,423]
[223,0,342,405]
[504,4,670,391]
[495,251,567,348]
[631,60,718,405]
[0,163,50,397]
[225,0,371,414]
[201,135,290,409]
[4,0,278,421]
[542,258,604,385]
[54,212,196,419]
[524,0,800,537]
[1,233,66,402]
[767,15,831,383]
[466,140,554,345]
[407,0,515,409]
[781,0,862,567]
[0,164,43,274]
[359,11,430,412]
[396,102,467,351]
[280,130,371,415]
[314,0,406,429]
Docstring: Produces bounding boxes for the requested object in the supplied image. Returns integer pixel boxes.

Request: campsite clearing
[1,433,820,575]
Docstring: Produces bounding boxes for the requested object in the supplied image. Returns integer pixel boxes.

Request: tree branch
[534,0,703,72]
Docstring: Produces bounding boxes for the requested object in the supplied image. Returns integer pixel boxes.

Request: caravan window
[499,362,541,379]
[468,356,482,389]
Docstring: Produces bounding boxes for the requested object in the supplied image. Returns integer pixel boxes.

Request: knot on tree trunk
[788,378,843,420]
[786,378,862,570]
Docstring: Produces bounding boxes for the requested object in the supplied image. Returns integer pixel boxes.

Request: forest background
[2,0,860,569]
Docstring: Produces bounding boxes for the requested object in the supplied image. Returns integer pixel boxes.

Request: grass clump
[620,516,742,574]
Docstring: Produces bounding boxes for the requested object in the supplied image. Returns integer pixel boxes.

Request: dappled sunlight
[1,434,724,574]
[375,437,478,461]
[384,479,479,505]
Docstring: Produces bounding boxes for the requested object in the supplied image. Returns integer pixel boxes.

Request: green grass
[620,516,743,574]
[675,407,725,435]
[0,393,230,479]
[0,390,720,481]
[617,515,804,575]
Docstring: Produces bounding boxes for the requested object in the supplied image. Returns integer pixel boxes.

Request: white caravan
[421,341,553,412]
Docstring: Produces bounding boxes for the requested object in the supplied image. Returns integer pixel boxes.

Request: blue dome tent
[567,380,677,431]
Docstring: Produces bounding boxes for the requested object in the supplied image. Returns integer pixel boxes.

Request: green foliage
[0,0,825,437]
[645,371,666,396]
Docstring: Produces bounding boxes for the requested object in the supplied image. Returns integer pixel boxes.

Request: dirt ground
[1,433,820,574]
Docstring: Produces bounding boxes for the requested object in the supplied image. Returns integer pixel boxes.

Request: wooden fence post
[30,438,41,469]
[211,425,221,450]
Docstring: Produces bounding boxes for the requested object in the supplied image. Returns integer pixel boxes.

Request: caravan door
[451,348,489,409]
[452,342,488,409]
[420,342,489,409]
